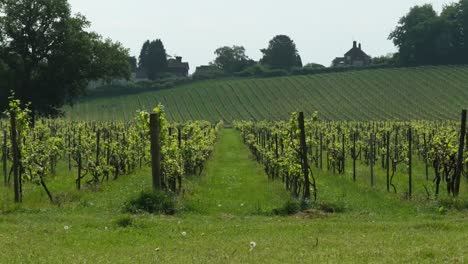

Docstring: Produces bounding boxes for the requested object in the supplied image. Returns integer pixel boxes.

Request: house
[167,56,190,77]
[332,41,371,67]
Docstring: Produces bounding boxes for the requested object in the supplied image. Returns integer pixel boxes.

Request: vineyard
[0,99,222,205]
[235,112,468,202]
[67,65,468,122]
[1,99,468,261]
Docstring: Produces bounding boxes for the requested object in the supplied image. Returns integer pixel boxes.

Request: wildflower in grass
[250,241,256,251]
[64,226,69,230]
[218,204,222,207]
[155,247,160,252]
[241,203,244,207]
[181,231,187,237]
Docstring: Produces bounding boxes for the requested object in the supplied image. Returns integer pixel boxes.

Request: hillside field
[66,66,468,122]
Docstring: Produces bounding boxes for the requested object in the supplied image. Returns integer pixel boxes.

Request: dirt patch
[294,209,329,219]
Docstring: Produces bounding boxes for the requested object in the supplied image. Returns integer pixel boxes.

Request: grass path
[184,129,289,215]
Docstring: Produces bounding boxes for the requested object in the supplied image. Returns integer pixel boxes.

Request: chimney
[176,56,182,63]
[359,43,362,50]
[353,41,357,48]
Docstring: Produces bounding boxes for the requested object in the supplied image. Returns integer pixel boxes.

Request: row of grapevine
[66,66,468,122]
[0,98,222,204]
[235,111,468,200]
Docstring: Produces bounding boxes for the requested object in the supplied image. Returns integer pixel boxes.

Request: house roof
[344,44,370,59]
[168,59,189,70]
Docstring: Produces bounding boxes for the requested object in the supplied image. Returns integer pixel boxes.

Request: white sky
[68,0,454,72]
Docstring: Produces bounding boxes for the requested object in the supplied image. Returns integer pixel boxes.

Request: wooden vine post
[95,130,101,184]
[453,109,467,196]
[67,131,72,172]
[298,113,310,199]
[370,133,374,187]
[342,133,345,174]
[298,112,316,200]
[319,133,323,169]
[386,131,390,192]
[9,111,21,203]
[77,134,82,190]
[150,112,162,190]
[408,127,413,199]
[3,130,7,186]
[352,131,357,182]
[423,133,428,181]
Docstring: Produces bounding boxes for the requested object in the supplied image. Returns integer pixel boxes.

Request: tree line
[389,0,468,66]
[192,35,322,80]
[133,35,309,81]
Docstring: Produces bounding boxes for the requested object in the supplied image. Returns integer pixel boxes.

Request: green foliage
[303,63,326,69]
[125,190,176,215]
[192,65,226,80]
[438,197,468,210]
[213,46,255,75]
[0,0,130,115]
[234,63,288,77]
[272,199,301,215]
[260,35,302,70]
[390,0,468,66]
[138,39,168,80]
[372,54,398,65]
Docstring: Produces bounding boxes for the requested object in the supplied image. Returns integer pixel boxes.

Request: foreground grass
[0,129,467,263]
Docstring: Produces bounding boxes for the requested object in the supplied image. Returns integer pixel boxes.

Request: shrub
[234,64,268,77]
[261,68,288,78]
[438,197,468,211]
[273,199,301,215]
[193,66,225,80]
[124,190,176,215]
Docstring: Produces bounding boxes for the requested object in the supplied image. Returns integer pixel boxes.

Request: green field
[67,66,468,122]
[1,129,467,263]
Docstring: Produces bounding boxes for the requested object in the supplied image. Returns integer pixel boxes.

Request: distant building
[333,41,371,67]
[131,56,190,80]
[167,56,190,77]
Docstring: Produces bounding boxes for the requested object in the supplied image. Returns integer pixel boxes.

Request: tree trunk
[408,127,412,199]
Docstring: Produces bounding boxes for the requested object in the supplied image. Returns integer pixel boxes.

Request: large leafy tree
[213,45,254,74]
[443,0,468,62]
[260,35,302,70]
[0,0,130,115]
[389,4,440,66]
[389,1,468,66]
[138,39,167,80]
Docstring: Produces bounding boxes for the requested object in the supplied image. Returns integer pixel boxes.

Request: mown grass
[66,65,468,122]
[0,129,467,263]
